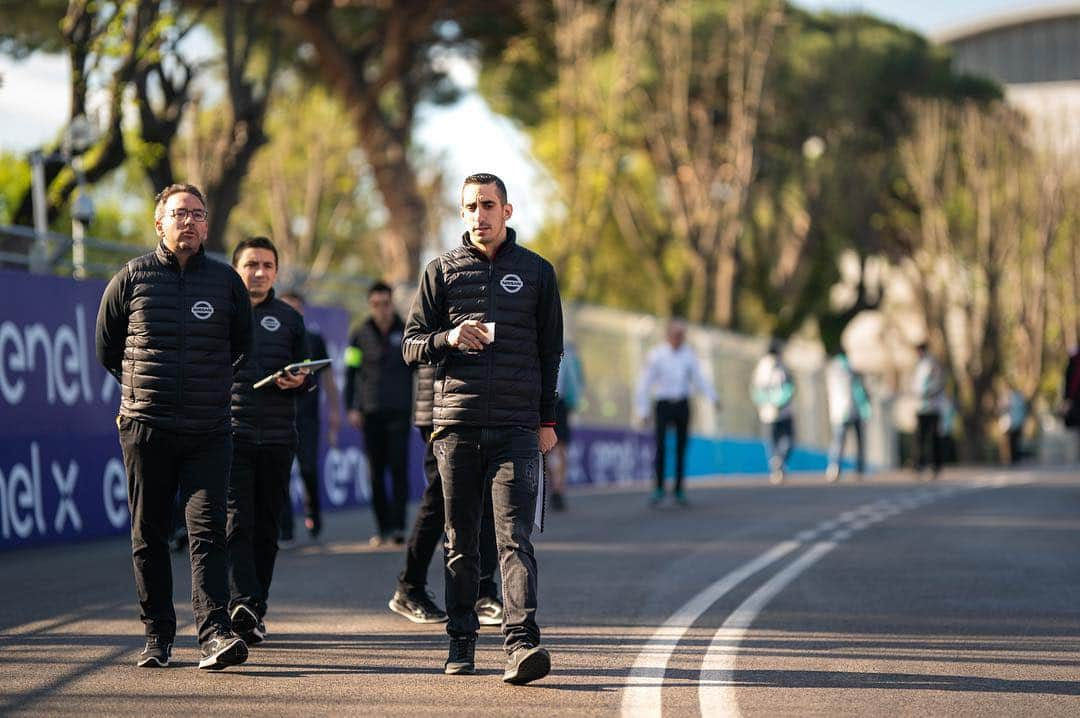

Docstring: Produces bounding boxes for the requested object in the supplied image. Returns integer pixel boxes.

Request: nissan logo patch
[500,273,524,294]
[261,315,281,332]
[191,300,214,320]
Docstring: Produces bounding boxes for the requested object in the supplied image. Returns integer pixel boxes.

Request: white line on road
[622,478,1027,717]
[698,541,837,717]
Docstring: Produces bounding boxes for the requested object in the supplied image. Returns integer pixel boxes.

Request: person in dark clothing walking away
[636,320,718,505]
[226,237,310,646]
[95,183,252,670]
[278,291,341,543]
[403,173,562,685]
[387,363,503,626]
[344,281,415,545]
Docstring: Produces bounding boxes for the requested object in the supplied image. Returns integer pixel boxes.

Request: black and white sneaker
[475,596,504,626]
[198,632,249,670]
[136,636,172,667]
[230,604,265,645]
[388,589,448,624]
[503,644,551,685]
[444,636,476,675]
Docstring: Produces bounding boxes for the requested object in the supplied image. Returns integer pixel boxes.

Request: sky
[1,0,1075,239]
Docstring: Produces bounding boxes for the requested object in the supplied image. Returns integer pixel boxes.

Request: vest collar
[156,240,206,271]
[461,227,517,261]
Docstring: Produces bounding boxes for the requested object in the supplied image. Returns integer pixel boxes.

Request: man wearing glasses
[96,184,253,670]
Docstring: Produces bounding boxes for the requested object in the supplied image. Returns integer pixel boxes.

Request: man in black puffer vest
[96,183,253,671]
[404,173,563,685]
[226,236,310,646]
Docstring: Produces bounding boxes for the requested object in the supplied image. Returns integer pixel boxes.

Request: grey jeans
[434,425,541,651]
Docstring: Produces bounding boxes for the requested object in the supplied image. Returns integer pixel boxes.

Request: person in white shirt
[751,339,795,484]
[911,342,945,478]
[635,320,718,506]
[825,351,871,483]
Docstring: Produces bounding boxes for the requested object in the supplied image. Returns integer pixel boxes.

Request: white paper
[533,451,545,531]
[481,321,495,344]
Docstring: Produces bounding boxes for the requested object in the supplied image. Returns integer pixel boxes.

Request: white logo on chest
[191,301,214,320]
[500,274,524,294]
[261,315,281,332]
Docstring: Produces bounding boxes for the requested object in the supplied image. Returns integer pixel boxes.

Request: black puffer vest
[231,289,308,446]
[118,243,251,433]
[434,232,547,427]
[413,363,435,428]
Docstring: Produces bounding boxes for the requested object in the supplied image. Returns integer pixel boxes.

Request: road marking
[620,540,802,718]
[622,478,1032,717]
[699,541,837,717]
[697,478,1031,717]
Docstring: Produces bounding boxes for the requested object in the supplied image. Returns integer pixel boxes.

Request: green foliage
[0,153,31,225]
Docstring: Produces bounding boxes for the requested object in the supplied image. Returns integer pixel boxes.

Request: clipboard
[253,358,332,389]
[534,451,546,532]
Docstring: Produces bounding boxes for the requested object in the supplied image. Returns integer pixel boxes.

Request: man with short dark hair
[404,172,563,685]
[96,183,253,670]
[226,236,310,645]
[344,281,414,545]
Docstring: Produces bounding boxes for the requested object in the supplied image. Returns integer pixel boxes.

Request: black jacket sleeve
[402,257,452,366]
[343,328,362,412]
[95,265,130,383]
[536,260,564,426]
[230,272,254,372]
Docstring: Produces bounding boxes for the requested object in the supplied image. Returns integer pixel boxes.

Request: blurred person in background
[279,291,340,543]
[824,350,871,483]
[344,281,414,546]
[751,339,796,485]
[912,342,946,479]
[548,338,584,511]
[996,382,1026,465]
[636,319,719,506]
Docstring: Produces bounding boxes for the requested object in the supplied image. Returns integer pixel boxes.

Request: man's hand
[348,409,363,429]
[275,368,307,390]
[539,426,558,454]
[447,320,490,353]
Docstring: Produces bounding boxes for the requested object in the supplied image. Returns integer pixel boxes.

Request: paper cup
[482,322,495,344]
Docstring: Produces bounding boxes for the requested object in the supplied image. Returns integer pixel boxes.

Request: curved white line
[619,540,801,718]
[698,541,838,717]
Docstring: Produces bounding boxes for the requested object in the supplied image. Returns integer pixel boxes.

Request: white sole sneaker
[198,637,249,670]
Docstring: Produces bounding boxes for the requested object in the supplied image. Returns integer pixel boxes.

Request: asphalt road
[2,467,1078,717]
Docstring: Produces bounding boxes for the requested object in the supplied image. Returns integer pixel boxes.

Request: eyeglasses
[167,208,208,222]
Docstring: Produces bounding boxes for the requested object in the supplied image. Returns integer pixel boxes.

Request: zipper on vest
[484,260,495,425]
[177,268,186,429]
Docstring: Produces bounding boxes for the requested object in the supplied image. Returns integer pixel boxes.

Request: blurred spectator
[279,291,340,543]
[825,351,871,482]
[636,320,719,506]
[751,339,795,484]
[549,340,584,511]
[997,383,1026,465]
[344,281,414,546]
[1062,346,1080,432]
[912,342,946,479]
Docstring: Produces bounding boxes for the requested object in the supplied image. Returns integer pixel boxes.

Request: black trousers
[117,416,232,645]
[398,427,498,600]
[282,414,321,539]
[227,442,294,619]
[434,426,540,652]
[362,409,411,536]
[654,399,690,493]
[915,412,943,473]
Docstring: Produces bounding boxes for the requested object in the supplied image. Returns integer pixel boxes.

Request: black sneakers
[503,644,551,685]
[230,604,266,645]
[136,636,172,668]
[474,596,504,626]
[388,589,448,624]
[198,631,249,670]
[444,636,477,675]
